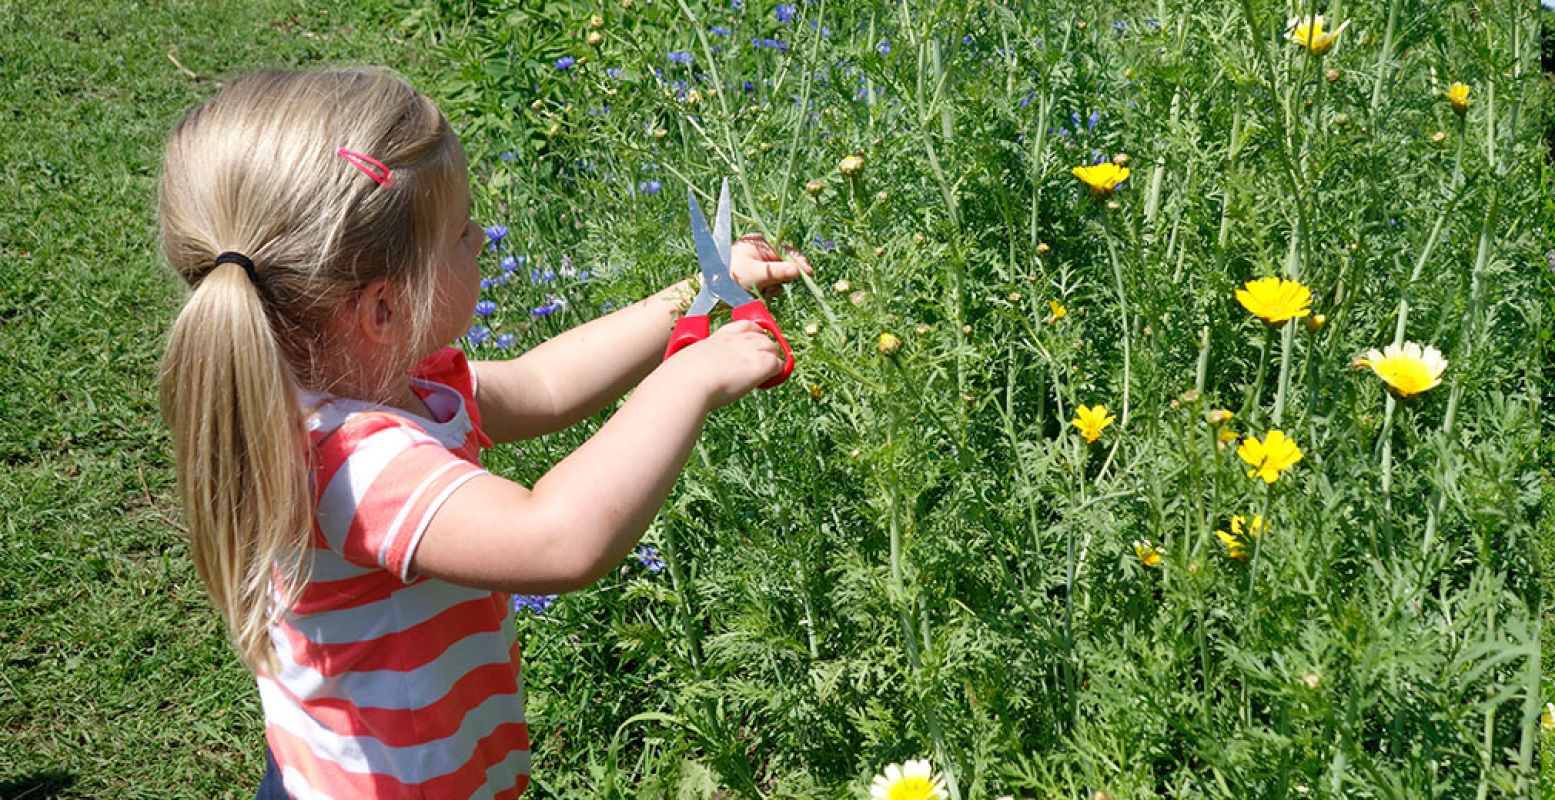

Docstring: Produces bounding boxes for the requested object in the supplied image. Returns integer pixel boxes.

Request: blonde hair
[157,67,466,672]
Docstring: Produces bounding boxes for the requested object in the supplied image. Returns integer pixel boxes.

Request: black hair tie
[214,251,258,284]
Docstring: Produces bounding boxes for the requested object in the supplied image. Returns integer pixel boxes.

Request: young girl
[157,67,810,799]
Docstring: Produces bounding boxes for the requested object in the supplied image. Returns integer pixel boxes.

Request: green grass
[1,0,1549,798]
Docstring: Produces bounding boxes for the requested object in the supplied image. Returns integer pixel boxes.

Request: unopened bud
[808,384,825,400]
[1303,672,1321,689]
[805,179,825,197]
[1431,130,1447,144]
[1304,313,1326,332]
[833,279,851,293]
[1036,242,1051,257]
[838,153,866,178]
[1106,200,1121,211]
[914,323,930,335]
[1112,152,1130,167]
[587,30,604,47]
[802,321,820,335]
[912,233,926,245]
[589,13,605,28]
[873,246,885,258]
[1325,67,1340,83]
[849,289,869,306]
[1179,389,1202,404]
[875,190,890,203]
[1207,408,1234,426]
[877,332,901,356]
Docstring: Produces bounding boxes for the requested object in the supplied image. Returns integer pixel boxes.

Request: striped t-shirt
[257,347,531,799]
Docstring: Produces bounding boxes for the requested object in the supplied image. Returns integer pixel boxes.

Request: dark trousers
[255,744,288,799]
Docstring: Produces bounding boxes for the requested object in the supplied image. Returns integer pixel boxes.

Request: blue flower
[475,300,497,317]
[480,278,495,290]
[494,333,517,350]
[466,325,490,345]
[555,55,576,70]
[962,34,973,44]
[752,37,788,51]
[667,51,694,64]
[638,179,663,195]
[486,225,509,244]
[876,39,891,55]
[499,150,519,161]
[501,256,519,272]
[775,4,796,23]
[813,234,836,251]
[1088,110,1101,134]
[606,66,624,79]
[633,545,666,573]
[743,80,756,92]
[514,594,557,614]
[731,0,743,8]
[711,25,731,35]
[532,297,566,317]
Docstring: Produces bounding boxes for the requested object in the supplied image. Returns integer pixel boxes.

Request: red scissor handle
[731,300,794,388]
[664,314,709,360]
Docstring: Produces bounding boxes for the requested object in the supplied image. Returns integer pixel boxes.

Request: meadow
[1,0,1550,797]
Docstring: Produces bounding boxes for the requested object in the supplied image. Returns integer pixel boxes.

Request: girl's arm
[410,321,784,594]
[471,280,693,444]
[472,235,811,444]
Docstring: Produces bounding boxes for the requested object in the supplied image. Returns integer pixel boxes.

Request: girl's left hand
[729,234,814,299]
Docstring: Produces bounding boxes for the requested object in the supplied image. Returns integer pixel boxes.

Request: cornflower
[1071,404,1115,444]
[1071,162,1129,196]
[554,56,576,70]
[1235,276,1311,326]
[1285,15,1348,55]
[1356,341,1447,399]
[1237,430,1302,483]
[633,544,666,573]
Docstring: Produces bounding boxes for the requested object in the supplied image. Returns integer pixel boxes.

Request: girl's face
[429,179,484,350]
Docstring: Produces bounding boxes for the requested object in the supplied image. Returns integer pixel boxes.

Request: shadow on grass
[0,770,76,799]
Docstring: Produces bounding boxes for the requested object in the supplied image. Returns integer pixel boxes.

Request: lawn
[1,0,1549,797]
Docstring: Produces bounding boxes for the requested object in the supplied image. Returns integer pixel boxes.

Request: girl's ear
[349,278,399,345]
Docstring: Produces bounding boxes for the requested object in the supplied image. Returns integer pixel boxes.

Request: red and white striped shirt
[258,347,531,799]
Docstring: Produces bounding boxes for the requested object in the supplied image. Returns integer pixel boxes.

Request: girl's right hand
[666,320,784,411]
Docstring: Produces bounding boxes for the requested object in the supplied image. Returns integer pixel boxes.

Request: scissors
[663,179,794,389]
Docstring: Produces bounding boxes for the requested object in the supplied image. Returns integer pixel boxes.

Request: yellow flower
[1357,341,1447,398]
[1445,82,1470,114]
[1133,539,1163,568]
[1206,408,1235,426]
[1286,15,1349,55]
[1542,702,1555,731]
[1237,429,1302,483]
[1047,300,1068,323]
[1236,276,1312,326]
[1216,426,1240,451]
[1215,514,1266,560]
[1071,162,1130,196]
[870,759,948,800]
[1071,404,1116,444]
[877,332,902,356]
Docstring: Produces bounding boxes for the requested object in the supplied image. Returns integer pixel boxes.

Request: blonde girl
[158,67,808,799]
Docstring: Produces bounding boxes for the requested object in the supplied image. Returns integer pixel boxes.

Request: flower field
[0,0,1548,797]
[415,0,1549,796]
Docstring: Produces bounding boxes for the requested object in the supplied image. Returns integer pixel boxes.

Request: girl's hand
[729,234,813,298]
[663,320,785,410]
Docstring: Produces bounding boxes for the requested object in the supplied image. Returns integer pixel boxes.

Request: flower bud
[1303,313,1326,332]
[1106,200,1121,211]
[653,127,668,138]
[912,233,926,245]
[1112,152,1131,167]
[589,13,605,28]
[1302,672,1321,690]
[838,153,866,178]
[877,332,901,356]
[875,190,890,203]
[1332,113,1349,126]
[873,246,886,258]
[1179,389,1202,404]
[1036,242,1051,257]
[914,323,931,335]
[759,141,775,153]
[962,324,972,335]
[833,278,851,293]
[849,289,869,306]
[804,179,824,197]
[1206,408,1234,426]
[1325,67,1341,82]
[531,99,545,112]
[808,384,825,401]
[587,31,604,47]
[1431,130,1446,145]
[1075,19,1088,29]
[1008,291,1022,302]
[802,321,820,336]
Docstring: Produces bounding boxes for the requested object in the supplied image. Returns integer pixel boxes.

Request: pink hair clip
[337,148,393,188]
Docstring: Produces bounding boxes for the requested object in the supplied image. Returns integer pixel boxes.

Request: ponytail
[159,260,310,674]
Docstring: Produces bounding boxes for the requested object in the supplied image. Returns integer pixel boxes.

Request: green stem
[1105,229,1131,428]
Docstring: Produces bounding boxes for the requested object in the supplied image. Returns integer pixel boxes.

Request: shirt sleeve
[312,413,487,581]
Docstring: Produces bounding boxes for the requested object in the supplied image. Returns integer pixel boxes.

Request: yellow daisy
[1071,404,1116,444]
[1444,82,1470,114]
[1072,162,1130,196]
[870,759,948,800]
[1357,341,1447,399]
[1215,514,1266,560]
[1286,15,1349,55]
[1133,540,1163,568]
[1048,300,1068,323]
[1237,429,1303,483]
[1236,276,1312,326]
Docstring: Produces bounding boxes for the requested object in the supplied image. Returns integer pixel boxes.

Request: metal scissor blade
[713,178,731,271]
[688,187,726,279]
